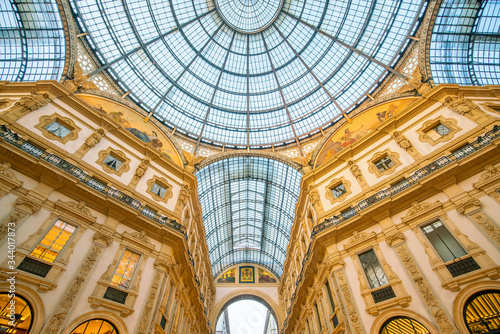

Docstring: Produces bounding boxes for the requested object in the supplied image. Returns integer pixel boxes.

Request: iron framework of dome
[196,156,302,278]
[69,0,427,150]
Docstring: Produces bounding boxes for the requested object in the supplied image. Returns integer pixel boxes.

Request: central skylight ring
[214,0,284,34]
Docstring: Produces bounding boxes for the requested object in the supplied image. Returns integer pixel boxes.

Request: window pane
[421,220,467,262]
[103,154,123,170]
[359,249,389,289]
[111,249,140,289]
[45,120,71,138]
[332,183,346,198]
[31,220,76,262]
[433,124,450,136]
[374,156,394,172]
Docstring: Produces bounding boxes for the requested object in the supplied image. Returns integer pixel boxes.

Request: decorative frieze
[335,269,364,333]
[444,93,492,124]
[0,90,51,124]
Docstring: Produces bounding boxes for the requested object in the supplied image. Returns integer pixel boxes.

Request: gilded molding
[75,128,105,158]
[55,200,97,224]
[393,243,456,333]
[474,164,500,185]
[455,199,481,214]
[468,211,500,248]
[392,130,422,159]
[129,158,149,188]
[444,93,492,123]
[137,269,163,333]
[307,184,324,215]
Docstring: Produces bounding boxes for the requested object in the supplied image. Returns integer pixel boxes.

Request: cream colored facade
[0,81,499,334]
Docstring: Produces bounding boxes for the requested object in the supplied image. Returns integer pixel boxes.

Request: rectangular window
[325,281,338,328]
[421,220,467,262]
[374,156,395,172]
[103,154,123,170]
[314,302,322,331]
[31,220,76,263]
[160,315,167,329]
[331,183,346,198]
[151,182,167,197]
[359,249,389,289]
[110,249,140,289]
[45,120,71,138]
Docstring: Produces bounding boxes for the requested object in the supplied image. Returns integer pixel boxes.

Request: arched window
[70,319,119,334]
[464,290,500,334]
[0,293,33,333]
[380,316,430,334]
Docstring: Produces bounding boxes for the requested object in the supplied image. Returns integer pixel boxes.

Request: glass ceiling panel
[0,0,65,82]
[196,156,301,278]
[70,0,425,148]
[430,0,500,86]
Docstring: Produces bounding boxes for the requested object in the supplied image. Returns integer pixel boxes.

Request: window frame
[96,147,131,176]
[34,113,80,144]
[109,248,142,291]
[368,149,402,178]
[417,116,461,146]
[146,176,173,204]
[325,177,352,205]
[29,218,78,264]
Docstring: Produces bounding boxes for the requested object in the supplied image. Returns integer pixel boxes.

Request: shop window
[380,316,430,334]
[0,293,33,333]
[464,290,500,334]
[17,219,77,278]
[70,319,119,334]
[359,249,389,289]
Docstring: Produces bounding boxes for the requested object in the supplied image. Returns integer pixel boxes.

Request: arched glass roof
[430,0,500,86]
[70,0,426,149]
[196,156,301,278]
[0,0,66,81]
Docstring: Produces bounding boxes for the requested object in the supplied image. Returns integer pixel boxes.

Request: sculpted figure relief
[84,128,105,150]
[444,93,481,116]
[8,89,50,114]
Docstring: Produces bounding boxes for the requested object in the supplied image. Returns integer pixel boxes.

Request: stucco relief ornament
[398,67,431,95]
[444,93,482,117]
[63,61,98,92]
[183,150,205,173]
[176,183,191,212]
[307,184,323,214]
[406,201,431,217]
[133,159,150,180]
[0,98,13,109]
[83,128,105,150]
[291,151,313,173]
[7,89,50,115]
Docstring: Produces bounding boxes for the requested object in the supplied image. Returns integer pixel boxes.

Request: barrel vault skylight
[196,156,302,278]
[69,0,427,149]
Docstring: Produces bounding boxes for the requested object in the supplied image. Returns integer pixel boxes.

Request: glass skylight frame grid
[196,156,301,278]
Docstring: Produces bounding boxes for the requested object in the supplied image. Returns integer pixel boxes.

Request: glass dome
[70,0,425,148]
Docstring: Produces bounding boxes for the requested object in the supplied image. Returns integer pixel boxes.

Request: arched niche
[211,289,284,332]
